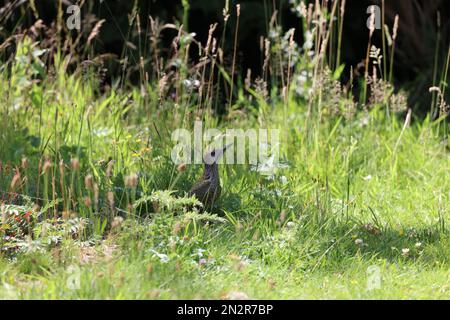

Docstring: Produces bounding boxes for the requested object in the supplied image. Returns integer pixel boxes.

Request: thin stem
[229,4,241,110]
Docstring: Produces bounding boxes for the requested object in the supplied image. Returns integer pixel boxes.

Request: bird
[189,143,232,210]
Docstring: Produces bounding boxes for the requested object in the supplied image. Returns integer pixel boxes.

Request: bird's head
[203,143,233,165]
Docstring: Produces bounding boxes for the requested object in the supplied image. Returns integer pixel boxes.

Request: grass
[0,1,449,299]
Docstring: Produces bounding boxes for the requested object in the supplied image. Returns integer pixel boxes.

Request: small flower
[355,238,364,246]
[111,216,124,229]
[415,242,422,248]
[199,258,207,266]
[24,211,32,220]
[402,248,410,256]
[285,221,296,229]
[150,249,169,263]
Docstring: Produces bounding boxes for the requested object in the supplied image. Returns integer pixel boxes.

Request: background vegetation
[0,0,448,299]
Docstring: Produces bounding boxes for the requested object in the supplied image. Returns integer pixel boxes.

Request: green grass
[0,3,449,300]
[0,63,448,298]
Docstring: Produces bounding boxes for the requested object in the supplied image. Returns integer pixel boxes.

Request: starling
[189,143,232,209]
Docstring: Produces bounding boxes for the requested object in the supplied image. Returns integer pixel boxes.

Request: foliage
[0,0,448,299]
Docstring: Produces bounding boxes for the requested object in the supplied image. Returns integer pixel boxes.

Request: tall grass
[0,0,448,299]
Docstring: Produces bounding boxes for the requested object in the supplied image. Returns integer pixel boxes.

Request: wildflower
[285,221,296,229]
[24,211,32,220]
[370,46,382,66]
[303,30,314,50]
[254,77,268,101]
[389,90,408,113]
[182,78,200,91]
[150,249,169,263]
[93,128,112,137]
[415,242,422,248]
[111,216,124,229]
[429,86,450,117]
[355,238,364,246]
[402,248,410,256]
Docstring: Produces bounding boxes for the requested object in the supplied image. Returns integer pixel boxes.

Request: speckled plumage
[189,145,231,209]
[189,166,221,208]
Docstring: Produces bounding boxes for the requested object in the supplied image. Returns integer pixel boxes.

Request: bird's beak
[214,143,233,162]
[222,143,233,153]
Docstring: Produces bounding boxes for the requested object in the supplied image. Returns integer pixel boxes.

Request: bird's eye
[211,151,216,157]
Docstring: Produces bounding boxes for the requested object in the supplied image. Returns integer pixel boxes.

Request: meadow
[0,0,449,299]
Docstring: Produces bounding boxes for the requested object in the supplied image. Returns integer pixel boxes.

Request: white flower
[150,249,169,263]
[280,175,288,185]
[415,242,422,248]
[401,248,410,256]
[303,31,314,50]
[355,239,364,245]
[93,127,112,137]
[285,221,296,229]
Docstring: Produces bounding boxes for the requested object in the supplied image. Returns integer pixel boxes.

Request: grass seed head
[42,159,52,174]
[70,158,80,171]
[10,169,21,191]
[84,174,94,190]
[21,157,29,170]
[124,173,138,188]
